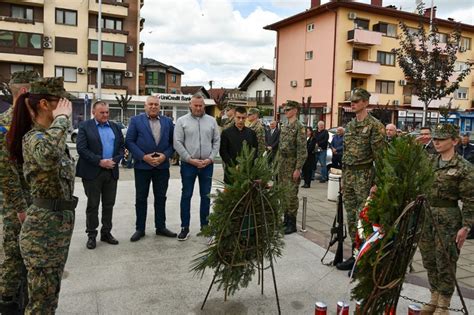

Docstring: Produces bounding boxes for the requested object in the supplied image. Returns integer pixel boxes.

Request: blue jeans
[315,150,328,181]
[180,162,213,228]
[134,168,170,232]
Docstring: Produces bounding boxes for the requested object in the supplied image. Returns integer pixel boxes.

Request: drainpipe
[274,32,280,120]
[329,7,338,128]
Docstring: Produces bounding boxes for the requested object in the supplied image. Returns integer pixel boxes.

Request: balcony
[87,60,127,71]
[404,95,452,108]
[0,19,43,34]
[414,39,447,53]
[345,59,380,75]
[247,96,274,105]
[6,0,44,5]
[347,29,382,46]
[0,52,43,64]
[89,0,128,17]
[344,91,379,104]
[88,28,128,43]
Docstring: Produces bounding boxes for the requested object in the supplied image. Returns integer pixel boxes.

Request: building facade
[238,68,275,109]
[140,58,184,95]
[0,0,143,96]
[265,0,474,131]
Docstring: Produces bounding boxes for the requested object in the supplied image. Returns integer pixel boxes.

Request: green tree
[393,4,472,126]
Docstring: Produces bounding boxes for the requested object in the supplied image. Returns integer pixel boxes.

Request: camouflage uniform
[342,89,385,243]
[0,71,39,302]
[419,124,474,298]
[20,78,76,314]
[277,101,307,222]
[248,115,266,156]
[222,116,235,130]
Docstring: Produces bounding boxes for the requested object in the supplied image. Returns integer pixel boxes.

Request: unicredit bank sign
[153,93,192,104]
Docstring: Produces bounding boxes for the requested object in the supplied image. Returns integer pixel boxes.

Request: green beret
[432,124,459,140]
[285,100,300,110]
[248,108,260,115]
[351,88,371,102]
[29,77,69,98]
[9,70,40,84]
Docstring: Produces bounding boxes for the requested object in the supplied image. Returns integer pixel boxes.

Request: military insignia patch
[447,168,457,176]
[362,126,368,133]
[35,133,44,139]
[0,125,8,133]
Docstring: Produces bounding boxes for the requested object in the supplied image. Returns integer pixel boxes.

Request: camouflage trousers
[20,206,74,314]
[342,167,374,243]
[277,160,300,219]
[419,206,461,297]
[0,208,25,297]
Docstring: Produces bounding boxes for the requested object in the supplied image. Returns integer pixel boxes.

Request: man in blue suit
[76,100,125,249]
[126,95,177,242]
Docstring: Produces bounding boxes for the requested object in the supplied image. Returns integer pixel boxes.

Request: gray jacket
[173,113,220,162]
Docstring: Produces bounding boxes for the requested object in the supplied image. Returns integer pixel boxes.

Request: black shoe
[130,230,145,242]
[319,179,327,183]
[336,256,355,270]
[100,233,119,245]
[86,237,96,249]
[177,227,190,241]
[156,228,177,238]
[284,217,297,235]
[0,298,20,315]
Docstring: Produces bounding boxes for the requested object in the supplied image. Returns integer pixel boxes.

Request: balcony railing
[347,29,382,46]
[247,96,273,105]
[345,59,380,75]
[404,95,452,108]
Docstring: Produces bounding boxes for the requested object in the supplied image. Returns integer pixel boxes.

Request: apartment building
[0,0,143,96]
[140,57,184,95]
[265,0,474,130]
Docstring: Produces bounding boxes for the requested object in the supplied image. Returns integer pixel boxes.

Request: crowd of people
[0,70,472,314]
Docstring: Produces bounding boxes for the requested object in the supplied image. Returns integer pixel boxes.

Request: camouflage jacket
[222,116,235,130]
[23,116,75,200]
[342,114,386,166]
[429,153,474,228]
[278,119,307,170]
[248,119,266,155]
[0,106,30,214]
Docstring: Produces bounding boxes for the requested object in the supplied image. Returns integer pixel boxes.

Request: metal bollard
[314,301,327,315]
[300,197,307,232]
[336,301,349,315]
[408,304,421,315]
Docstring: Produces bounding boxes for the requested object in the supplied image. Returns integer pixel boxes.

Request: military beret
[285,100,300,110]
[9,70,41,84]
[248,108,260,115]
[351,88,371,102]
[432,123,460,140]
[29,77,69,98]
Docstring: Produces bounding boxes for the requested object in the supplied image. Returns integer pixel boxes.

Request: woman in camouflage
[419,124,474,315]
[7,77,77,314]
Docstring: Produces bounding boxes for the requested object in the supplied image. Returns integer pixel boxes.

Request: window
[0,31,14,47]
[102,71,122,86]
[146,87,164,94]
[354,19,369,30]
[305,51,313,60]
[305,79,312,87]
[170,89,177,94]
[55,37,77,53]
[407,27,418,36]
[11,64,33,74]
[455,87,468,100]
[436,33,448,43]
[11,5,33,20]
[146,72,158,85]
[55,66,77,82]
[377,51,396,66]
[307,23,314,32]
[460,37,471,51]
[373,23,397,37]
[375,80,395,94]
[256,90,262,102]
[0,31,41,49]
[454,61,470,72]
[158,72,166,86]
[101,16,123,31]
[171,74,177,83]
[56,9,77,26]
[90,40,125,57]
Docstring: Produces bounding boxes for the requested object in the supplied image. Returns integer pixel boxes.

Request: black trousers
[82,169,118,237]
[302,156,315,186]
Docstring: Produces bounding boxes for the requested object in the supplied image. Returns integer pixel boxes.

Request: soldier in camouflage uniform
[7,77,77,314]
[419,124,473,315]
[277,100,307,234]
[221,104,236,130]
[247,108,266,155]
[0,71,39,312]
[337,88,385,271]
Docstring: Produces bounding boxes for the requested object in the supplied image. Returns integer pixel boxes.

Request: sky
[141,0,474,90]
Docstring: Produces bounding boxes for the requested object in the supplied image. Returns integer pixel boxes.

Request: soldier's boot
[433,295,451,315]
[0,296,20,315]
[284,216,297,235]
[336,243,356,271]
[282,213,288,226]
[420,291,439,315]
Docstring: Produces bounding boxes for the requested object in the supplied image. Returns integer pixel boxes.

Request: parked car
[70,121,127,143]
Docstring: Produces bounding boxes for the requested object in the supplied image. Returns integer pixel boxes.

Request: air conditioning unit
[290,80,297,87]
[43,36,53,43]
[77,67,86,74]
[124,71,133,78]
[399,79,407,86]
[43,41,53,49]
[348,12,357,20]
[459,47,466,53]
[392,100,400,105]
[126,45,134,52]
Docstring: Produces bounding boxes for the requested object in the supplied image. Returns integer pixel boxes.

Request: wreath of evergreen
[191,144,290,298]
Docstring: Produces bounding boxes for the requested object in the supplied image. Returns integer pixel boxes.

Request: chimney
[311,0,320,8]
[371,0,382,6]
[424,6,437,18]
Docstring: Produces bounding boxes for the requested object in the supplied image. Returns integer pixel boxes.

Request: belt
[431,199,458,208]
[343,162,373,170]
[33,196,78,211]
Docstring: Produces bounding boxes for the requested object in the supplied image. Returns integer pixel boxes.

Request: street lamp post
[97,0,102,100]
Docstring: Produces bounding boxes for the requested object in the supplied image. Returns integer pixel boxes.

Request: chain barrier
[399,295,467,313]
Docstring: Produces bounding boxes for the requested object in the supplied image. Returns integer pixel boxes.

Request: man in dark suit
[126,95,176,242]
[265,120,280,162]
[76,100,124,249]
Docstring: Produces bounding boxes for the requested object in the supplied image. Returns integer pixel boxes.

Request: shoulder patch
[35,133,44,140]
[0,125,8,134]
